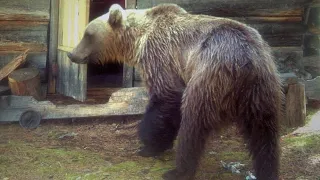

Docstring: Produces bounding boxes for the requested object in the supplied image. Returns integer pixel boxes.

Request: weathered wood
[0,21,48,44]
[285,82,306,127]
[0,52,47,83]
[123,65,134,87]
[136,0,311,17]
[56,0,89,102]
[8,68,43,100]
[0,87,148,121]
[0,50,28,81]
[304,35,320,49]
[0,0,50,13]
[48,0,59,94]
[263,34,303,47]
[0,11,49,22]
[126,0,137,9]
[0,85,10,95]
[249,23,306,35]
[272,47,304,73]
[122,0,137,88]
[0,42,47,53]
[303,55,320,77]
[304,76,320,101]
[232,17,302,23]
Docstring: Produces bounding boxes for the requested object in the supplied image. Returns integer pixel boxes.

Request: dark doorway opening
[87,0,125,89]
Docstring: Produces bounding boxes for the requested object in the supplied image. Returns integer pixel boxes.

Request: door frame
[47,0,137,98]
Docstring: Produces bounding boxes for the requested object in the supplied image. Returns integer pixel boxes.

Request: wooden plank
[136,0,311,17]
[263,34,303,47]
[0,21,48,30]
[0,0,50,12]
[232,16,302,23]
[122,0,137,88]
[48,0,59,94]
[0,9,49,22]
[56,0,89,102]
[249,23,306,35]
[285,82,306,127]
[0,30,48,44]
[0,42,47,53]
[0,50,28,81]
[126,0,137,9]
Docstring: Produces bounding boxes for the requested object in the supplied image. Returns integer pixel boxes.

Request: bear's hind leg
[238,88,281,180]
[163,81,219,180]
[138,92,182,157]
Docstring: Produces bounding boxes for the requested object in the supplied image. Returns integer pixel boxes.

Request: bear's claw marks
[162,169,194,180]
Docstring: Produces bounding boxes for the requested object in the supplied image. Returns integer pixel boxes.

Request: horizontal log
[137,0,310,17]
[0,87,149,121]
[0,0,50,13]
[231,16,302,23]
[249,23,306,35]
[0,9,49,21]
[264,34,303,46]
[0,42,47,53]
[0,21,49,31]
[0,30,48,44]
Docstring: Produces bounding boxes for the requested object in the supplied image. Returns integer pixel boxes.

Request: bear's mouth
[67,52,89,64]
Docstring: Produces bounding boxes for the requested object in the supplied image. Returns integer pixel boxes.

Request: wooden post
[8,68,43,101]
[285,81,306,127]
[47,0,59,94]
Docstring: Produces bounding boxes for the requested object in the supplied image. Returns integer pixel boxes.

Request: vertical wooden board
[122,0,137,88]
[48,0,59,93]
[56,0,89,101]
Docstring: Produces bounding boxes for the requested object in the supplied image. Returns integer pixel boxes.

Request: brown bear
[68,3,284,180]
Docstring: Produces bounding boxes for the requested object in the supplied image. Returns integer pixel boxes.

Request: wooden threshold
[46,88,121,105]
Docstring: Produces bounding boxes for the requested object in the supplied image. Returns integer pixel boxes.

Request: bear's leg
[138,92,182,157]
[163,82,217,180]
[239,104,280,180]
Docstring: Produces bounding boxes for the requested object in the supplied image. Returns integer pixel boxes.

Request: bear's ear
[108,4,126,27]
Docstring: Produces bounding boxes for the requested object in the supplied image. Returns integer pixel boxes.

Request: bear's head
[67,4,127,64]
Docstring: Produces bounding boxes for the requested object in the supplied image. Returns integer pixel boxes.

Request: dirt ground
[0,108,319,180]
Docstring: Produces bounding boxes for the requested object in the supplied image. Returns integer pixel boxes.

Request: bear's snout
[67,52,88,64]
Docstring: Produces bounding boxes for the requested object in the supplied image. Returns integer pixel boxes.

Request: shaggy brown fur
[68,3,284,180]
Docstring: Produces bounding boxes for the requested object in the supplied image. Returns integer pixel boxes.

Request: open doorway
[87,0,125,89]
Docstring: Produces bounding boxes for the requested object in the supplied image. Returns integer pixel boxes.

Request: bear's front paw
[137,146,163,157]
[162,169,193,180]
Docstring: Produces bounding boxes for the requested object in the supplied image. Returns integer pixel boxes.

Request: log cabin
[0,0,319,124]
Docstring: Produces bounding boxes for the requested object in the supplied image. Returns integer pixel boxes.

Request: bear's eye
[85,30,94,38]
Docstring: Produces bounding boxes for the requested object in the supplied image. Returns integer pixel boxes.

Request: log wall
[0,0,50,86]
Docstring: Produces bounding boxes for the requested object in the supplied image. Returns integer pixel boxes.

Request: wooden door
[57,0,89,102]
